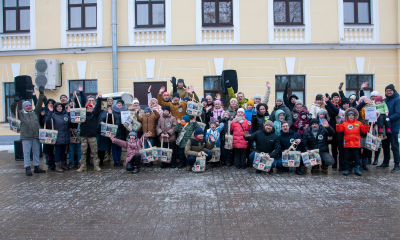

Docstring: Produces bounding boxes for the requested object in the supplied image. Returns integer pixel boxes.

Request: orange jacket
[336,119,370,148]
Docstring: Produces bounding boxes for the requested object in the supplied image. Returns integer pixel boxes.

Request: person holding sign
[336,108,370,176]
[185,128,216,172]
[137,107,160,167]
[76,92,103,172]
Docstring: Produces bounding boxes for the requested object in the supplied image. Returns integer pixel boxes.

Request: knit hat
[341,97,349,105]
[117,99,124,105]
[254,94,261,100]
[172,93,180,99]
[301,111,308,116]
[60,94,68,100]
[349,95,356,100]
[183,97,190,102]
[68,98,74,103]
[316,94,323,101]
[295,99,303,106]
[201,98,207,103]
[178,78,184,83]
[194,128,203,136]
[375,95,383,102]
[163,92,170,97]
[247,100,254,107]
[310,118,319,125]
[385,84,395,92]
[370,91,379,97]
[237,108,245,113]
[132,98,139,104]
[129,131,137,137]
[22,101,31,109]
[230,98,238,103]
[276,97,283,103]
[264,120,273,127]
[214,100,222,105]
[144,107,151,113]
[162,105,171,112]
[331,92,340,98]
[85,104,93,108]
[107,97,113,101]
[209,121,217,126]
[347,111,355,116]
[182,115,190,123]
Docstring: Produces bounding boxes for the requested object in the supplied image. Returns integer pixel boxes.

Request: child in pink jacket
[230,108,252,169]
[110,131,150,174]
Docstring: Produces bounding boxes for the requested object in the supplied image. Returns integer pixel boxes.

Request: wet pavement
[1,151,400,240]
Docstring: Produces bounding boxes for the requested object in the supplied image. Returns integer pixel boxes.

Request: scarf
[233,116,245,123]
[312,127,319,138]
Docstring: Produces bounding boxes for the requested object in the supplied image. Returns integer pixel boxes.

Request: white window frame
[268,0,311,44]
[61,0,103,48]
[128,0,171,46]
[338,0,379,44]
[0,0,36,50]
[195,0,240,44]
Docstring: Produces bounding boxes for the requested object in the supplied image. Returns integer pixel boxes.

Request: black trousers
[377,114,391,129]
[98,150,106,162]
[234,148,246,167]
[221,140,232,164]
[161,141,177,166]
[344,148,360,171]
[337,132,345,169]
[178,147,187,166]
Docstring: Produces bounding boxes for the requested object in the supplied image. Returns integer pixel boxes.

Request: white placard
[365,107,377,122]
[121,111,131,124]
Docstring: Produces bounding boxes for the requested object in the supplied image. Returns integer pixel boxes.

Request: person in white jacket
[309,94,327,119]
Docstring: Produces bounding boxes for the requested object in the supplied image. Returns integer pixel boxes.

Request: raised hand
[39,86,44,95]
[192,117,196,123]
[361,82,368,90]
[159,86,165,94]
[215,93,221,100]
[170,77,176,85]
[285,82,290,89]
[148,85,152,92]
[339,82,344,91]
[77,85,83,92]
[322,119,330,128]
[324,96,329,102]
[98,91,102,99]
[73,90,76,97]
[266,81,271,89]
[209,135,215,142]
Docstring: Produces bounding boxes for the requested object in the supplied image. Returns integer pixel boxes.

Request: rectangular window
[343,0,371,24]
[3,0,30,33]
[275,75,305,104]
[203,75,230,107]
[69,80,97,103]
[68,0,97,30]
[4,82,22,120]
[202,0,233,26]
[135,0,165,28]
[345,75,373,97]
[273,0,303,25]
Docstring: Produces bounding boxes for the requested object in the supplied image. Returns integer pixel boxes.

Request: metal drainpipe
[112,0,118,93]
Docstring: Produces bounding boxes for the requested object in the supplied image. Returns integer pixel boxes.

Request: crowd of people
[11,77,400,177]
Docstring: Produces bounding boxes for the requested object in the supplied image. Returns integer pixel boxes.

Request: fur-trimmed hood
[344,107,359,120]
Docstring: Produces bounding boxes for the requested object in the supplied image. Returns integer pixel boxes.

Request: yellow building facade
[0,0,399,121]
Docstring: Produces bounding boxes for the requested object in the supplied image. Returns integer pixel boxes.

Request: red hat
[163,92,170,97]
[86,104,93,108]
[375,96,383,102]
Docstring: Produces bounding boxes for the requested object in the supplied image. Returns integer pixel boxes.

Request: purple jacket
[112,136,145,163]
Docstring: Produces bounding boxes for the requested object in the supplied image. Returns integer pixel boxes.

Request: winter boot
[147,162,154,167]
[55,162,64,172]
[76,162,87,172]
[132,167,140,174]
[377,161,390,168]
[160,163,167,168]
[126,161,134,171]
[343,170,350,176]
[295,167,303,175]
[99,159,104,167]
[94,165,102,172]
[311,165,319,173]
[186,165,192,171]
[391,163,400,173]
[33,166,46,173]
[373,158,379,165]
[25,167,32,176]
[362,164,369,170]
[255,170,262,174]
[354,165,362,176]
[61,161,68,170]
[321,165,328,174]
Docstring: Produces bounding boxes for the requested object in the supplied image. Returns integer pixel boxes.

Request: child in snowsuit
[294,109,310,136]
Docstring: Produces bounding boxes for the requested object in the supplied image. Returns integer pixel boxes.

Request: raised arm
[283,82,290,107]
[34,88,45,116]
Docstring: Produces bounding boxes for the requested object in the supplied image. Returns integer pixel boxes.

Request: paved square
[0,151,399,240]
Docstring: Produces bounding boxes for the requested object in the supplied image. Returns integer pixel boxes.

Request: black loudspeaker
[14,140,24,161]
[221,70,238,94]
[15,75,34,100]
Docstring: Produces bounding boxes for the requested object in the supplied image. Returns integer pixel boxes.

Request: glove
[225,79,231,88]
[39,86,44,95]
[285,82,290,90]
[14,92,20,102]
[339,82,344,90]
[362,119,369,125]
[335,116,341,124]
[170,77,176,85]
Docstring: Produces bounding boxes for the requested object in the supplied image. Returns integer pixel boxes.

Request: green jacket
[11,94,44,140]
[228,87,248,109]
[176,121,198,148]
[372,102,389,115]
[185,137,215,158]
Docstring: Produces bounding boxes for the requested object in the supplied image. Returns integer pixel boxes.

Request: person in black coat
[41,98,56,170]
[77,93,103,172]
[244,120,281,174]
[218,112,233,166]
[279,121,307,175]
[46,102,70,172]
[111,99,128,166]
[251,103,270,133]
[97,105,112,166]
[303,118,335,173]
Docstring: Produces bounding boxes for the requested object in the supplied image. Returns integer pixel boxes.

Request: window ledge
[202,25,234,28]
[0,32,32,50]
[344,24,374,28]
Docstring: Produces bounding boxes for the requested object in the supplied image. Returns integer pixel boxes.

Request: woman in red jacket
[230,108,252,169]
[336,108,370,176]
